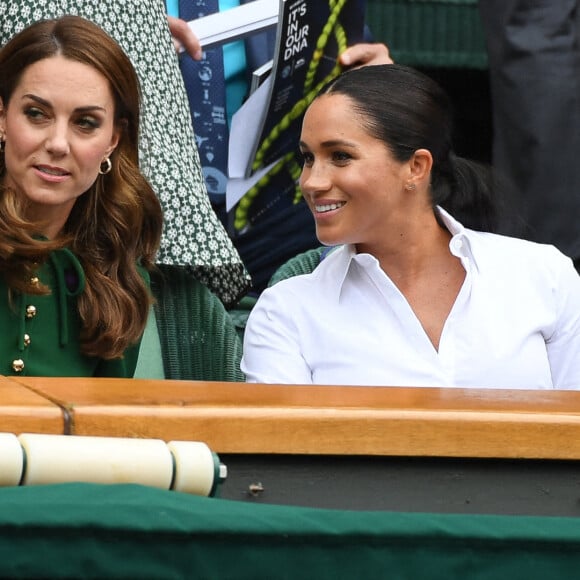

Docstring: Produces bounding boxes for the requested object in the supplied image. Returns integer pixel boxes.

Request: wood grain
[8,377,580,459]
[0,375,64,434]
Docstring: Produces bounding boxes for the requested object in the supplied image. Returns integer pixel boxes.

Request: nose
[44,120,71,156]
[299,163,332,196]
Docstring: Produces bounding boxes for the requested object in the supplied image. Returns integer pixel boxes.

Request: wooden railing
[4,375,580,460]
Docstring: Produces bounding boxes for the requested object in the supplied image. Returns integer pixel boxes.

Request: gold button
[25,305,37,319]
[12,359,24,373]
[23,334,31,347]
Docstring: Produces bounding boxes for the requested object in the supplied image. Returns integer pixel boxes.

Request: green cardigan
[0,249,142,378]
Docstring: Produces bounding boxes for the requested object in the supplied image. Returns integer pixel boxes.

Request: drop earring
[99,157,112,175]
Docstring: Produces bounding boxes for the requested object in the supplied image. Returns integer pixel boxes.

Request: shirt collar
[436,206,475,264]
[330,207,475,299]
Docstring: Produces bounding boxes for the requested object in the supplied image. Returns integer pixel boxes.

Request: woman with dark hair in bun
[242,64,580,389]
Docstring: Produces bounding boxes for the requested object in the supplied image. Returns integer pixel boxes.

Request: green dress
[0,249,141,378]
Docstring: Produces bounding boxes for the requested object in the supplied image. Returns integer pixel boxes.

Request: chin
[315,230,344,248]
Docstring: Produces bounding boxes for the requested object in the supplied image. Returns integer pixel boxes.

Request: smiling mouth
[314,202,346,213]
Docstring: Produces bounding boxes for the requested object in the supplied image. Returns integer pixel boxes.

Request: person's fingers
[167,15,203,60]
[339,43,394,68]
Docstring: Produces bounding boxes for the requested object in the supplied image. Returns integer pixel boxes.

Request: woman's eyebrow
[299,139,357,149]
[21,93,107,114]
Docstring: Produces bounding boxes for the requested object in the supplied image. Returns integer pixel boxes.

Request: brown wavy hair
[0,15,163,359]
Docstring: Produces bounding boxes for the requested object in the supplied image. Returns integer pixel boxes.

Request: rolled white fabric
[18,433,174,490]
[167,440,217,496]
[0,433,24,486]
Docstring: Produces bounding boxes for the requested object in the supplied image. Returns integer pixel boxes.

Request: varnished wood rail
[3,376,580,460]
[0,375,63,434]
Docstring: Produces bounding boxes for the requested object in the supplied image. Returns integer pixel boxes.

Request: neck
[356,208,453,282]
[25,204,74,241]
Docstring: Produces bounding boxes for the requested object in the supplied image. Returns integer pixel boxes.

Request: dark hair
[0,15,163,359]
[320,64,499,232]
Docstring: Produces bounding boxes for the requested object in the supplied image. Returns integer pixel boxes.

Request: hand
[339,43,394,69]
[167,15,203,60]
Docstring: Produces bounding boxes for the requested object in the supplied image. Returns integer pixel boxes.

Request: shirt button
[25,305,37,319]
[451,239,463,252]
[12,359,25,373]
[23,334,31,347]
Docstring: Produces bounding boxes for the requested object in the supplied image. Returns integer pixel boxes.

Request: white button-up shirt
[241,209,580,389]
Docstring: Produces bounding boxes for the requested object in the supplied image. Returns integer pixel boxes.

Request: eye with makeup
[22,104,102,133]
[331,150,352,165]
[23,106,48,123]
[75,115,101,132]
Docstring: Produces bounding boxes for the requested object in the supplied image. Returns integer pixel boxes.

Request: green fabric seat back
[268,246,334,287]
[151,265,244,382]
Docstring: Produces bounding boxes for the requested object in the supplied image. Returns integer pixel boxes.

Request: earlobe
[107,143,119,158]
[104,143,118,162]
[403,149,433,192]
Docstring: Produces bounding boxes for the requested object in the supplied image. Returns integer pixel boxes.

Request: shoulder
[467,230,572,269]
[443,207,572,276]
[265,245,348,296]
[247,246,347,326]
[465,230,579,297]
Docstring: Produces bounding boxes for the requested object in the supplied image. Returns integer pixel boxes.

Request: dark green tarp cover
[1,483,580,579]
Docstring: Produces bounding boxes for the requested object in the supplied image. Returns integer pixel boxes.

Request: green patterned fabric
[151,265,244,382]
[0,0,250,306]
[2,483,580,579]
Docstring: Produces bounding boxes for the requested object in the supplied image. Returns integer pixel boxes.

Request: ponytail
[432,153,500,233]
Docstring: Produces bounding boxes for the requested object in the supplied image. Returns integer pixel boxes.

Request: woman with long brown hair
[0,15,163,376]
